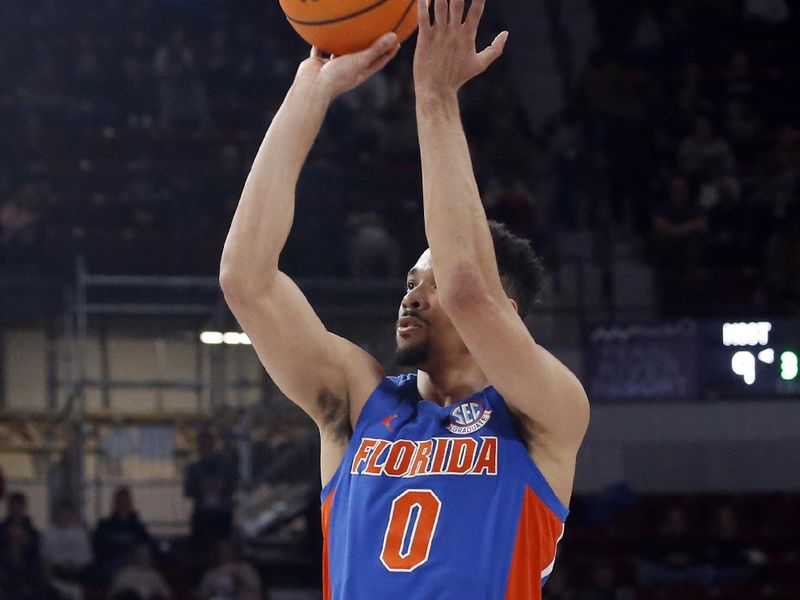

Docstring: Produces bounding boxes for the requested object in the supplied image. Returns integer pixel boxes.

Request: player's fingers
[359,32,398,65]
[310,46,321,58]
[433,0,447,26]
[449,0,465,26]
[417,0,432,30]
[465,0,486,33]
[475,31,508,71]
[365,43,401,78]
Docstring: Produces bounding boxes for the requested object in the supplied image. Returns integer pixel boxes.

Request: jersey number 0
[380,489,442,572]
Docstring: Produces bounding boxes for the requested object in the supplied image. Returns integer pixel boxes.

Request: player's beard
[395,339,430,367]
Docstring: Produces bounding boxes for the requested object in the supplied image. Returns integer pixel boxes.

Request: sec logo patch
[447,400,492,435]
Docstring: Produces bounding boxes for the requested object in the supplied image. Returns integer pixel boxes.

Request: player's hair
[488,220,544,319]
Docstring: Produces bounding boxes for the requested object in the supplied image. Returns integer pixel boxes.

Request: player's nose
[401,288,428,311]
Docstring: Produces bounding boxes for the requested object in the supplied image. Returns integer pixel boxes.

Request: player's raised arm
[219,36,399,438]
[413,0,588,503]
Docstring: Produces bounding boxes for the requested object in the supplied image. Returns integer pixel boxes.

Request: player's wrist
[290,71,336,107]
[415,86,460,118]
[414,85,459,104]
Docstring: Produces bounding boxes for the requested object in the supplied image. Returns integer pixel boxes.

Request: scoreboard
[587,319,799,401]
[703,320,799,397]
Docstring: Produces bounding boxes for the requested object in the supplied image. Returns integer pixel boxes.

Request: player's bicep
[445,294,589,447]
[223,271,379,424]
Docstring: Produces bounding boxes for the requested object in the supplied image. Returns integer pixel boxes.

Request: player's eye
[406,281,416,291]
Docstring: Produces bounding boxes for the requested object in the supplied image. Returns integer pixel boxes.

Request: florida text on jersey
[321,374,568,599]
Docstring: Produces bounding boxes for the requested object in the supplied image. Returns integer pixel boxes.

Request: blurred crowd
[3,475,798,599]
[0,431,266,600]
[0,489,266,600]
[1,0,798,316]
[543,487,799,600]
[580,0,800,315]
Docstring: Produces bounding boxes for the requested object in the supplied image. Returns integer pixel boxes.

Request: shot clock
[718,321,799,395]
[587,319,799,400]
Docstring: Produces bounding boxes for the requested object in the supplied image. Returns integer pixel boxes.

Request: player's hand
[295,33,401,101]
[414,0,508,98]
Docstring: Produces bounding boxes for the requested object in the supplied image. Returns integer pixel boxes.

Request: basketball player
[219,0,589,597]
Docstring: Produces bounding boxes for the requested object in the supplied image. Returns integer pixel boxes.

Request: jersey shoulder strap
[352,374,415,435]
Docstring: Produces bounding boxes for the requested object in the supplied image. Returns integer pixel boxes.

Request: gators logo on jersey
[447,401,492,435]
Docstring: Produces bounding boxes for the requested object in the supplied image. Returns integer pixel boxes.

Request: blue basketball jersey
[321,374,568,599]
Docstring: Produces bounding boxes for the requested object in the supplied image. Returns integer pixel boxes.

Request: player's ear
[508,297,519,314]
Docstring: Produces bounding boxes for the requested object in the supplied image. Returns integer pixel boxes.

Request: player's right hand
[295,32,400,101]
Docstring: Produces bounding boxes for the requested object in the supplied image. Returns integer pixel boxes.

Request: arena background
[1,0,799,598]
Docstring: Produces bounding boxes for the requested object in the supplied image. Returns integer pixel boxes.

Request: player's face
[395,250,466,367]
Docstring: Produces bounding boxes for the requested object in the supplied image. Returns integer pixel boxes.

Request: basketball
[279,0,421,56]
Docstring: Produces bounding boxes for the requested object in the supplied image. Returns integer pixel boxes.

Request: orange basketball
[279,0,421,56]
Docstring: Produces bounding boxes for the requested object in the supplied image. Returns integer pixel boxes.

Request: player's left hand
[414,0,508,98]
[296,33,401,101]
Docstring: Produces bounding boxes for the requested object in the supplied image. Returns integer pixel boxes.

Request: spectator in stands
[650,175,706,313]
[580,564,634,600]
[678,116,736,179]
[548,109,588,230]
[765,207,800,311]
[543,567,577,600]
[0,522,61,600]
[651,175,706,249]
[339,68,394,160]
[184,430,237,551]
[198,539,263,600]
[346,211,401,279]
[637,507,714,587]
[0,0,798,315]
[674,64,713,126]
[766,125,800,195]
[108,543,170,600]
[0,491,40,571]
[705,177,762,299]
[705,504,764,586]
[484,177,538,241]
[205,27,235,94]
[154,28,209,129]
[0,185,42,273]
[721,51,758,108]
[121,29,156,129]
[630,5,665,67]
[581,49,652,225]
[744,0,791,25]
[723,98,761,164]
[92,487,153,583]
[0,491,68,599]
[41,503,92,584]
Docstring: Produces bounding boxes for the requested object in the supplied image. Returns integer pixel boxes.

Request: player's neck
[416,364,489,408]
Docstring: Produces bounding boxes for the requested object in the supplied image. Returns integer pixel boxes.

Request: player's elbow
[219,264,277,306]
[218,266,246,301]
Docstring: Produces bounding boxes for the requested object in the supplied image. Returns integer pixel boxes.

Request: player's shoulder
[327,332,385,383]
[360,372,417,405]
[349,372,418,427]
[386,372,417,388]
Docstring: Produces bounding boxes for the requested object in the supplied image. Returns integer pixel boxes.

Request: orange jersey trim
[321,489,335,600]
[504,486,565,600]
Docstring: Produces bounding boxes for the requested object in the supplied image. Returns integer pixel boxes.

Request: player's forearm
[416,91,504,301]
[220,80,331,293]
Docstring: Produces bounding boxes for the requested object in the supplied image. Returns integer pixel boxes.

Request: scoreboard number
[781,351,799,381]
[724,322,798,388]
